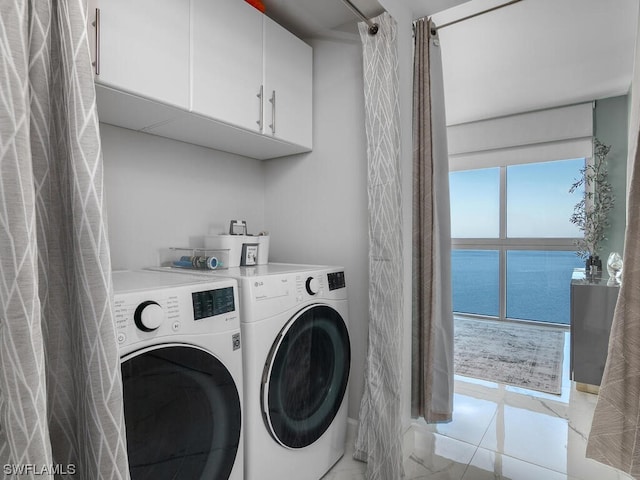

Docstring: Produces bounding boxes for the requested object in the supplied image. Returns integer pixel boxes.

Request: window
[450,168,500,238]
[506,161,583,238]
[450,158,585,325]
[505,250,582,323]
[451,250,499,317]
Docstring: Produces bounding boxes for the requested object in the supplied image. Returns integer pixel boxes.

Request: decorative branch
[569,138,615,260]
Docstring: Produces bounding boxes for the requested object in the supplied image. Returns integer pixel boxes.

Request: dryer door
[262,304,350,449]
[121,344,241,479]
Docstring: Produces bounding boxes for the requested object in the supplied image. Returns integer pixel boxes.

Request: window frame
[451,160,585,324]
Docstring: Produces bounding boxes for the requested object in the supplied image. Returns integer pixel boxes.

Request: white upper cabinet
[91,0,190,110]
[88,0,312,159]
[263,17,312,148]
[191,0,264,132]
[191,1,312,147]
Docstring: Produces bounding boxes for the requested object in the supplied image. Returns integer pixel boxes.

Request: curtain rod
[431,0,523,33]
[341,0,379,35]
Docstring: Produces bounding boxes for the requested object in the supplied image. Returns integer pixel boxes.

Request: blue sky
[450,158,585,238]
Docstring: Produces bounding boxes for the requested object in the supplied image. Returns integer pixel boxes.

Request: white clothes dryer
[151,263,351,480]
[113,270,243,480]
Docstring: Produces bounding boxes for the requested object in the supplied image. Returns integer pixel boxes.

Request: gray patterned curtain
[586,128,640,478]
[411,18,454,423]
[353,12,405,480]
[0,1,129,478]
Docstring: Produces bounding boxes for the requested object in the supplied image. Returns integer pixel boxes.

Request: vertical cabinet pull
[257,85,263,131]
[92,8,100,75]
[269,90,276,135]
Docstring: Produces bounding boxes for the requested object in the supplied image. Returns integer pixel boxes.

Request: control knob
[134,301,164,332]
[305,277,320,295]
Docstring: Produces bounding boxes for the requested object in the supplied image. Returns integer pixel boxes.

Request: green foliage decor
[569,138,615,260]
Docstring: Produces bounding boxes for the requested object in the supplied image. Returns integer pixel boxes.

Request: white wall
[264,37,369,420]
[594,96,628,258]
[101,124,266,270]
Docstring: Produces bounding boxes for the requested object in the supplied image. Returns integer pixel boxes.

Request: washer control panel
[134,300,164,331]
[112,271,239,347]
[305,276,321,295]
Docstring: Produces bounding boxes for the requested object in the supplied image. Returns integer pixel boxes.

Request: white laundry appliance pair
[112,270,244,480]
[151,263,352,480]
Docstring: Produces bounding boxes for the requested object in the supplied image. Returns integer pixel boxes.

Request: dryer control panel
[241,268,347,323]
[327,271,346,291]
[296,274,325,300]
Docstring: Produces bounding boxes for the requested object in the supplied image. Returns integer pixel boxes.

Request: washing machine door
[262,304,350,449]
[121,344,241,479]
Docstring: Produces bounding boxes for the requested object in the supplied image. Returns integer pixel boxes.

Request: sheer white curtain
[0,1,129,477]
[353,12,405,480]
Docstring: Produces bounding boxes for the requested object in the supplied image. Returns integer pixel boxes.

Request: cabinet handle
[269,90,276,135]
[92,8,100,75]
[256,85,263,131]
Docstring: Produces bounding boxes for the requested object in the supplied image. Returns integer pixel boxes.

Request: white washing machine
[151,263,351,480]
[113,270,243,480]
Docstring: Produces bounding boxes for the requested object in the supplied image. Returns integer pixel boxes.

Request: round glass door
[262,305,350,449]
[121,344,241,479]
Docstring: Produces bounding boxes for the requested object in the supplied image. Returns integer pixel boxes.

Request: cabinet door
[191,0,263,132]
[571,283,619,386]
[92,0,190,109]
[263,17,312,148]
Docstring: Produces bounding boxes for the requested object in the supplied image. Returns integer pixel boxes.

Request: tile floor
[325,330,633,480]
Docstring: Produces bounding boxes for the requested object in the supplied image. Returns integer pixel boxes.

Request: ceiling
[261,0,640,125]
[260,0,471,38]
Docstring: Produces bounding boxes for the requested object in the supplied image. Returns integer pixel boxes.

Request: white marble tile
[478,404,570,473]
[420,393,498,446]
[454,374,502,390]
[562,390,634,480]
[462,448,568,480]
[321,467,366,480]
[453,378,506,402]
[564,389,600,432]
[565,438,631,480]
[405,458,465,480]
[406,431,476,480]
[323,453,367,477]
[323,330,635,480]
[325,422,368,477]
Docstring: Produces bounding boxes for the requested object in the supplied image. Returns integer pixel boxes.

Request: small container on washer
[158,247,230,270]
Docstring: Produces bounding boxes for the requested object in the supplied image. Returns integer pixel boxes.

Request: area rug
[454,318,565,394]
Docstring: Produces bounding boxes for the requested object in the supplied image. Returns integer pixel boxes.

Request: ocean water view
[452,249,584,324]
